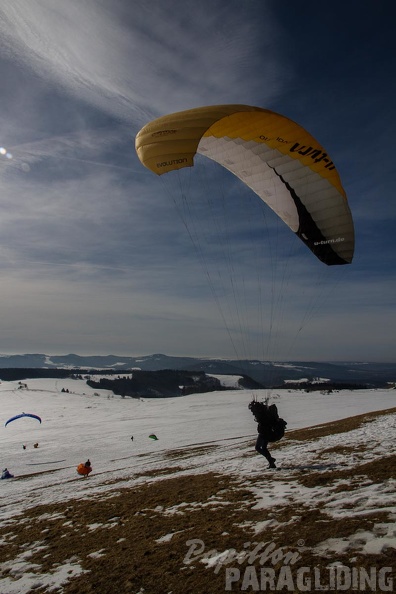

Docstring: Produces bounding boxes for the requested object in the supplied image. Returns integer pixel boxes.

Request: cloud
[0,0,284,125]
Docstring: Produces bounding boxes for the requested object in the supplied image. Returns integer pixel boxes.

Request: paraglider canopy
[135,104,354,266]
[5,412,42,427]
[149,434,158,440]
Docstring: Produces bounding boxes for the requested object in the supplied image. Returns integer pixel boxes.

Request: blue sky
[0,0,394,362]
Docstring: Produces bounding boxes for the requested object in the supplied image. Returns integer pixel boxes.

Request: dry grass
[284,407,396,441]
[1,408,395,593]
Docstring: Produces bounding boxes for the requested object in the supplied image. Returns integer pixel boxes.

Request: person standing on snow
[249,400,287,469]
[77,459,92,477]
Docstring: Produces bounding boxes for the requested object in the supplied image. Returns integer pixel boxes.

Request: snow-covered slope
[0,378,395,593]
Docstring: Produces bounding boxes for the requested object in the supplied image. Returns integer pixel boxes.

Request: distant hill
[0,353,394,387]
[86,370,257,398]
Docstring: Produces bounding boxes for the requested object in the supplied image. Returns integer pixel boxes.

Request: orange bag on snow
[77,463,92,476]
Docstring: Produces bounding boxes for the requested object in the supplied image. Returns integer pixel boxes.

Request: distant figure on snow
[33,442,39,449]
[248,399,287,469]
[77,459,92,478]
[131,436,134,441]
[1,468,14,479]
[22,444,26,450]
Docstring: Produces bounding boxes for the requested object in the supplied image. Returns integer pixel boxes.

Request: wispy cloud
[0,0,284,123]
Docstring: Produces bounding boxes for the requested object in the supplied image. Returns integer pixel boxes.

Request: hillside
[86,370,261,397]
[1,406,395,594]
[0,353,394,387]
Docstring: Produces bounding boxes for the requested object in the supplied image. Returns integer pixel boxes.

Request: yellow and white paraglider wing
[135,104,354,266]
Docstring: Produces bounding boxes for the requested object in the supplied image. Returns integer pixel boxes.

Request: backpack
[249,400,287,442]
[264,418,287,442]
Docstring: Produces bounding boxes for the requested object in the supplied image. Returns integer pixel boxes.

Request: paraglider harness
[248,400,287,442]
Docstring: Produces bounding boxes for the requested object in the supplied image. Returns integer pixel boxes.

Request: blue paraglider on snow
[5,412,42,427]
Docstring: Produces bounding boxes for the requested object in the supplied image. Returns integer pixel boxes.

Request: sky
[0,0,395,362]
